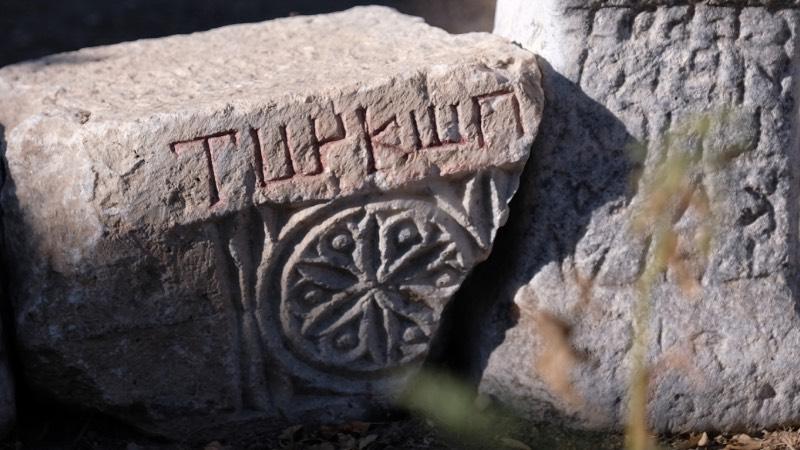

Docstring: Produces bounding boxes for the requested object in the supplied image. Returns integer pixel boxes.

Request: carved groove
[168,91,525,206]
[171,130,238,206]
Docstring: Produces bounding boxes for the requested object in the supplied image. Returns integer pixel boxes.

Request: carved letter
[171,130,238,206]
[254,126,294,182]
[286,119,322,176]
[411,106,442,148]
[475,92,524,148]
[436,104,462,144]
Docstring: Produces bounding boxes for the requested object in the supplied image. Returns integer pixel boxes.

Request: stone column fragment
[0,6,543,437]
[486,0,800,434]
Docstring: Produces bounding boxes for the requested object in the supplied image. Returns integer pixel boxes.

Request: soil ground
[0,402,624,450]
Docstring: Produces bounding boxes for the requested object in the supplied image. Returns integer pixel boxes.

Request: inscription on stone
[172,91,525,206]
[490,0,800,435]
[171,130,240,206]
[0,6,543,437]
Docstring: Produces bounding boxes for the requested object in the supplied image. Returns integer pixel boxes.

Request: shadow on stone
[431,56,637,418]
[0,124,17,439]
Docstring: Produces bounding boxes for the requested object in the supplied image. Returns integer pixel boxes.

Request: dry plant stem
[626,229,665,450]
[624,111,728,449]
[626,150,702,450]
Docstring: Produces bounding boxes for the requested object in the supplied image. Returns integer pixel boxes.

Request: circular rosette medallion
[279,199,471,375]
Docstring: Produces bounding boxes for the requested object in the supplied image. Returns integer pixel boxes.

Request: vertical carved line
[171,134,231,206]
[733,8,745,105]
[205,221,244,412]
[471,97,485,148]
[511,95,525,137]
[209,210,274,412]
[307,116,324,175]
[426,105,442,147]
[251,204,291,406]
[250,128,265,187]
[448,104,462,144]
[233,208,272,410]
[409,110,423,150]
[357,107,377,174]
[279,125,296,178]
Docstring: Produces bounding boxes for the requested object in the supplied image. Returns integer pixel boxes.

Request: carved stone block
[0,6,543,436]
[486,0,800,434]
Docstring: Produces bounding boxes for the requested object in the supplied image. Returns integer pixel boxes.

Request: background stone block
[484,0,800,433]
[0,6,543,437]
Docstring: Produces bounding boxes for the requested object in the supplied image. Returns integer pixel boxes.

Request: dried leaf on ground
[674,433,704,450]
[724,434,762,450]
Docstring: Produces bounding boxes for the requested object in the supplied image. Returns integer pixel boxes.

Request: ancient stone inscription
[170,91,524,206]
[0,0,546,432]
[170,130,239,206]
[158,74,539,403]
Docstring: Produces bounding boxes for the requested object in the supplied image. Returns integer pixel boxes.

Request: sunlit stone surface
[482,0,800,434]
[0,6,543,437]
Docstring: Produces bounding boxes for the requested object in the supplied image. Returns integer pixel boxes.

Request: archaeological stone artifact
[0,7,543,436]
[480,0,800,434]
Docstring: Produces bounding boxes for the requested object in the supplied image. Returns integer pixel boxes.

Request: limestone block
[485,0,800,433]
[0,6,543,436]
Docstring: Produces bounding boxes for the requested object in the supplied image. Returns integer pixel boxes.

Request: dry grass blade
[624,109,750,450]
[532,310,583,410]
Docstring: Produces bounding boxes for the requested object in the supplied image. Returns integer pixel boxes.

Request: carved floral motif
[278,199,468,374]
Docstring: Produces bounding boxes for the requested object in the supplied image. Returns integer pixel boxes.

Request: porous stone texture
[483,0,800,434]
[0,6,543,437]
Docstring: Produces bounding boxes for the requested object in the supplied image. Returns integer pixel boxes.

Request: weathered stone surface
[0,6,543,436]
[482,0,800,434]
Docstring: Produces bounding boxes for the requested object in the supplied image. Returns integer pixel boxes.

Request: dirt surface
[0,405,623,450]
